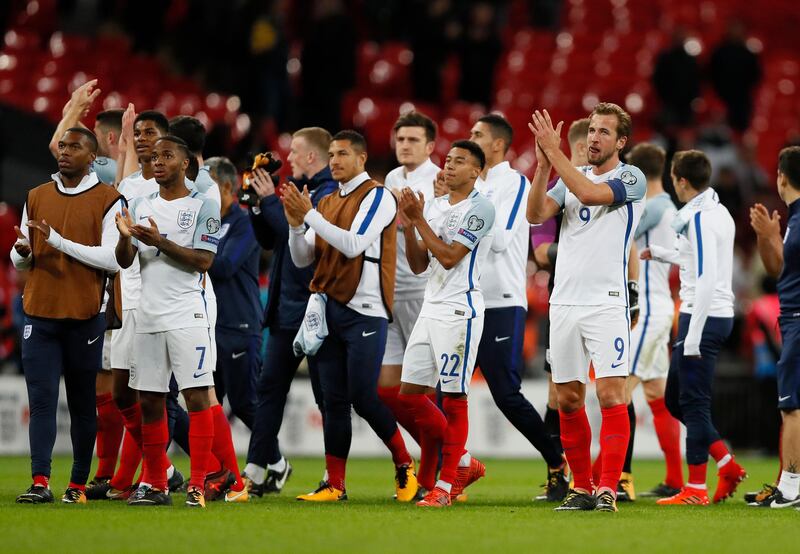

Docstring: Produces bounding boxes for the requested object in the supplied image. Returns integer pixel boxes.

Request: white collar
[404,158,437,181]
[485,160,512,181]
[339,171,371,195]
[50,172,100,195]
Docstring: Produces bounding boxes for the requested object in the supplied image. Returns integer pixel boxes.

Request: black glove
[628,280,639,328]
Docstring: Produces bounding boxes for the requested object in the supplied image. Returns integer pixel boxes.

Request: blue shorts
[777,315,800,411]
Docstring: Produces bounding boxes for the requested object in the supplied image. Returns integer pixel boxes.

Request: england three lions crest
[177,210,196,229]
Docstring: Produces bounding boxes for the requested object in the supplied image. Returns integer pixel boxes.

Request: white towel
[293,293,329,356]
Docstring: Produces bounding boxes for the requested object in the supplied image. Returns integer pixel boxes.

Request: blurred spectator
[652,28,701,129]
[457,1,502,106]
[745,275,782,379]
[299,0,356,131]
[709,21,762,132]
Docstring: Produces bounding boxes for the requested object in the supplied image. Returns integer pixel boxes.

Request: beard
[588,148,615,167]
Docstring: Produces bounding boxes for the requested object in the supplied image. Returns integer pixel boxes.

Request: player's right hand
[251,168,276,199]
[749,203,781,238]
[13,226,30,257]
[639,248,652,260]
[115,207,134,238]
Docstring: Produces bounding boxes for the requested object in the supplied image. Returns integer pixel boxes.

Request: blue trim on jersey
[465,243,479,318]
[622,203,633,348]
[357,187,383,235]
[506,174,526,230]
[694,211,703,277]
[191,191,199,198]
[461,318,473,393]
[631,231,651,376]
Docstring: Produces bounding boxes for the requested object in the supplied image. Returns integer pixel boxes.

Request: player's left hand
[399,187,424,223]
[281,183,312,226]
[131,217,162,247]
[749,203,781,238]
[628,280,639,329]
[119,103,135,151]
[26,219,51,239]
[528,109,564,155]
[433,170,448,198]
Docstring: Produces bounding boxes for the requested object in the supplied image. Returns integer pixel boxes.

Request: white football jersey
[384,158,440,301]
[418,188,495,321]
[128,190,221,333]
[117,173,161,310]
[548,162,646,307]
[474,161,530,310]
[634,193,677,318]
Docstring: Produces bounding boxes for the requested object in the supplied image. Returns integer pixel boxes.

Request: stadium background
[0,0,798,457]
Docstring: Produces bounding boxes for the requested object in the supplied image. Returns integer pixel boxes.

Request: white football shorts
[549,304,630,384]
[129,327,214,393]
[401,315,484,394]
[629,313,673,381]
[383,297,424,365]
[110,309,137,370]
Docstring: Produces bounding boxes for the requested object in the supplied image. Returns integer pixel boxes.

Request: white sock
[435,480,452,493]
[268,457,287,474]
[323,470,329,482]
[687,482,707,490]
[166,465,175,480]
[777,470,800,500]
[139,481,152,489]
[244,463,266,485]
[716,454,732,468]
[459,452,472,468]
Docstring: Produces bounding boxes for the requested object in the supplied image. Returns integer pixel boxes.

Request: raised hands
[115,207,135,238]
[282,183,313,226]
[528,109,564,157]
[399,187,425,224]
[749,203,781,238]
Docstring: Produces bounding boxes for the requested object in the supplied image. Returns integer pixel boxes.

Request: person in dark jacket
[242,127,338,495]
[206,157,262,430]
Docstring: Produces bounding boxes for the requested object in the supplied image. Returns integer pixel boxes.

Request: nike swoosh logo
[779,395,792,402]
[442,379,456,384]
[611,362,624,369]
[673,340,684,346]
[494,336,510,342]
[362,331,376,337]
[87,336,100,345]
[138,216,149,221]
[231,351,246,359]
[193,371,208,378]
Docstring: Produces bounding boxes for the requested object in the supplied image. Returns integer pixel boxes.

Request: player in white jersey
[469,113,568,498]
[643,150,746,506]
[398,140,495,508]
[115,136,232,508]
[617,143,684,500]
[378,111,441,454]
[527,103,645,512]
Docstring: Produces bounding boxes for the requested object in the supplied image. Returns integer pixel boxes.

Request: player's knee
[182,387,211,412]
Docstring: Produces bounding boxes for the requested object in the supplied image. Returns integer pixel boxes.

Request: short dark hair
[477,113,513,153]
[331,130,367,153]
[134,110,169,134]
[393,111,437,143]
[95,109,123,133]
[672,150,711,190]
[590,102,632,140]
[64,127,98,153]
[451,139,486,170]
[155,135,191,159]
[778,146,800,191]
[627,143,666,180]
[567,118,590,147]
[206,156,238,191]
[169,115,206,155]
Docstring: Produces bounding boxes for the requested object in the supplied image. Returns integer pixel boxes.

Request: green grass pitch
[0,455,797,553]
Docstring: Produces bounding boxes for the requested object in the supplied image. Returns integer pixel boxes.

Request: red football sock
[210,405,243,492]
[110,403,143,490]
[709,439,730,464]
[33,474,49,488]
[439,397,469,486]
[648,397,684,488]
[688,463,707,486]
[68,481,86,491]
[592,452,602,485]
[95,393,124,478]
[384,428,413,467]
[188,408,215,489]
[141,417,169,490]
[325,454,347,490]
[399,393,447,490]
[598,404,631,495]
[559,407,593,492]
[378,385,421,444]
